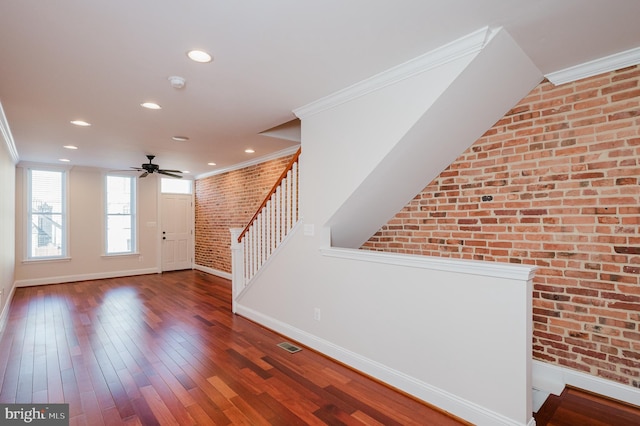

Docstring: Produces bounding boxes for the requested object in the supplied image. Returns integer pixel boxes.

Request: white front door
[161,193,193,271]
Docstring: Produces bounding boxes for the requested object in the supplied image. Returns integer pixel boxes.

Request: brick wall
[362,66,640,387]
[195,154,295,273]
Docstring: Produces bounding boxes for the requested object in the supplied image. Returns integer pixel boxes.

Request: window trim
[104,173,138,256]
[24,165,70,261]
[160,177,193,194]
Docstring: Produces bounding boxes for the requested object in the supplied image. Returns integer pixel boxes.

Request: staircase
[230,148,301,311]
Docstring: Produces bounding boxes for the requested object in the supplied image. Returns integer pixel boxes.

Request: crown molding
[0,101,19,164]
[195,145,300,180]
[293,26,494,119]
[545,45,640,86]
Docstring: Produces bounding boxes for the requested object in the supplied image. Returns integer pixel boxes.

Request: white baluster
[275,186,281,247]
[270,196,276,254]
[292,162,298,223]
[281,177,287,238]
[286,170,293,233]
[261,208,266,265]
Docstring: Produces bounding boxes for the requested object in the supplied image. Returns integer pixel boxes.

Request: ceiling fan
[131,155,183,178]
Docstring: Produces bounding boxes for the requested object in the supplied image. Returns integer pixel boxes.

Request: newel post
[229,228,244,314]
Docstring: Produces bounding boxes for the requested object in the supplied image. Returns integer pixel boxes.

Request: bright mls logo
[0,404,69,425]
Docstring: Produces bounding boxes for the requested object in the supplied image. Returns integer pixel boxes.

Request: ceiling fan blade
[158,170,183,178]
[159,169,182,173]
[139,171,149,178]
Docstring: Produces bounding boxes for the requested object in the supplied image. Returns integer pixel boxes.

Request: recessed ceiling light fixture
[172,136,189,141]
[70,120,91,127]
[244,148,255,154]
[141,102,162,110]
[59,158,70,162]
[63,145,78,150]
[187,49,212,63]
[207,162,216,166]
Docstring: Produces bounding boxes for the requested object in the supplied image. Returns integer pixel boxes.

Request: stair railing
[231,148,301,310]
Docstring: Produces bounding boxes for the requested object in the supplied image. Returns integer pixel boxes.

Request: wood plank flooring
[0,270,466,425]
[534,386,640,426]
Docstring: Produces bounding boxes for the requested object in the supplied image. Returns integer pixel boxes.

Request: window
[161,177,192,194]
[27,168,67,259]
[105,175,136,254]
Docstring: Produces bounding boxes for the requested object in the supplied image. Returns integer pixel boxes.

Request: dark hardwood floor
[534,386,640,426]
[3,270,639,425]
[0,270,466,425]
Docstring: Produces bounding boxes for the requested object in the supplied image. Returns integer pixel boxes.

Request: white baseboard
[532,359,640,407]
[193,264,231,280]
[0,284,16,337]
[236,303,534,426]
[14,268,160,287]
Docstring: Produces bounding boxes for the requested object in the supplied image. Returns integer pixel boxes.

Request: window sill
[101,252,141,259]
[22,257,71,264]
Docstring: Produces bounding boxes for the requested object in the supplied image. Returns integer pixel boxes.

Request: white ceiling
[1,0,639,177]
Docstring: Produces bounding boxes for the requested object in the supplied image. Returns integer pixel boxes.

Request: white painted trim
[545,45,640,85]
[0,101,19,164]
[321,247,537,281]
[235,304,535,426]
[193,264,232,280]
[14,267,160,287]
[195,145,300,180]
[532,359,640,408]
[293,26,494,119]
[0,285,17,337]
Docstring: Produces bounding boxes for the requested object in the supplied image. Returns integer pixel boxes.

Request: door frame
[157,179,195,272]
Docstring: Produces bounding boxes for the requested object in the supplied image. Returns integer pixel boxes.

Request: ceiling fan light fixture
[141,102,162,110]
[130,155,183,179]
[187,49,212,63]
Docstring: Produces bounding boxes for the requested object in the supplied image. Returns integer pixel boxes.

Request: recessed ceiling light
[187,49,212,63]
[141,102,162,110]
[63,145,78,150]
[59,158,70,162]
[70,120,91,127]
[245,148,255,154]
[182,170,190,174]
[172,136,189,141]
[207,162,216,166]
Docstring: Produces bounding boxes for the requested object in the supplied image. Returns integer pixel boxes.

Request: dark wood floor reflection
[0,271,465,425]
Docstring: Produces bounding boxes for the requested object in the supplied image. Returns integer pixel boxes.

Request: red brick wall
[363,66,640,388]
[195,155,295,273]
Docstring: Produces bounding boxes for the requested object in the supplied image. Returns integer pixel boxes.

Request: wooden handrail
[237,147,301,243]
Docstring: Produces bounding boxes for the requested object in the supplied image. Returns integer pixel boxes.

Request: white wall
[237,231,535,425]
[0,127,16,330]
[14,166,161,285]
[235,28,542,426]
